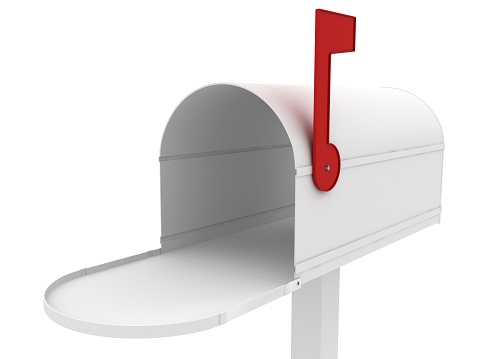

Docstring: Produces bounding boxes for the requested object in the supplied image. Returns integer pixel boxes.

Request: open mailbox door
[44,9,444,359]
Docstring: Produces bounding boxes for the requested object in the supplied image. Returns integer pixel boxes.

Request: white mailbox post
[44,9,444,359]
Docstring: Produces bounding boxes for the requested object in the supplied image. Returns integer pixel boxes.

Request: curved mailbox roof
[161,84,444,169]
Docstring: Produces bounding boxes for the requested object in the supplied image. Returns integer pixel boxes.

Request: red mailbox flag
[313,9,356,191]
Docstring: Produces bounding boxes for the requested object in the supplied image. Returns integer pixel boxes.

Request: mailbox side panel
[294,150,443,271]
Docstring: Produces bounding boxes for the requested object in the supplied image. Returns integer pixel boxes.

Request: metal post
[291,268,340,359]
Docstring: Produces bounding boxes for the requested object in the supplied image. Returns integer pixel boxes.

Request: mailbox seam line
[295,144,445,176]
[159,143,292,162]
[161,204,294,243]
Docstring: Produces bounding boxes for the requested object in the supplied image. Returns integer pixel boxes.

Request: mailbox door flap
[45,218,297,338]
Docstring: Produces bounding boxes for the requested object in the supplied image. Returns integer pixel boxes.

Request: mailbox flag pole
[313,9,356,191]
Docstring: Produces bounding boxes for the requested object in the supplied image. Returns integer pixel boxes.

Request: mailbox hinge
[284,278,302,295]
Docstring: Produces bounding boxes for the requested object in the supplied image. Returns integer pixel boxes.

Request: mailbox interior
[158,84,298,291]
[160,84,296,260]
[44,85,299,338]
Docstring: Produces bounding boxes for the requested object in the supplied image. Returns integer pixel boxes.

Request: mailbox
[44,83,444,337]
[44,9,444,359]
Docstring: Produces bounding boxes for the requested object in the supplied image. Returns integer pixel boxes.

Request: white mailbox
[45,83,444,342]
[44,9,444,359]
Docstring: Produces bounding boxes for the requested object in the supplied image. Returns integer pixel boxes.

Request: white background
[1,0,478,358]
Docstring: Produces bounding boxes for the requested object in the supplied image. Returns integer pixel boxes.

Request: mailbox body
[44,83,443,339]
[160,84,444,280]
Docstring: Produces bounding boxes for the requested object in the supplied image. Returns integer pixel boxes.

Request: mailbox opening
[159,84,298,286]
[160,84,296,264]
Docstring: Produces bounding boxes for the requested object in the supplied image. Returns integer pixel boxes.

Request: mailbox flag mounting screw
[313,9,356,191]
